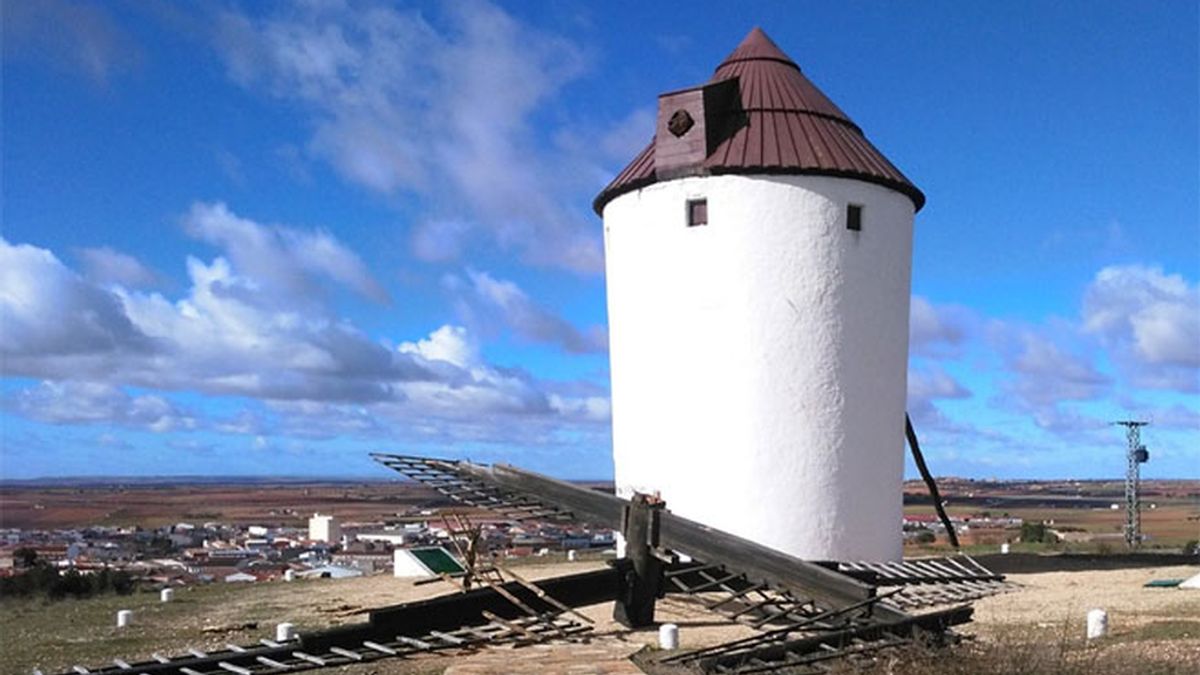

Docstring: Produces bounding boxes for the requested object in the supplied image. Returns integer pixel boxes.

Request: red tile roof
[594,27,924,214]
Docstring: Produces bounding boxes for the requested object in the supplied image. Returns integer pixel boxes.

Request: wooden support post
[613,493,664,628]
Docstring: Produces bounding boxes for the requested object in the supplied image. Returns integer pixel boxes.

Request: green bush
[0,564,136,601]
[1020,521,1057,544]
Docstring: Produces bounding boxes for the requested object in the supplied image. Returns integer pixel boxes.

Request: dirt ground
[962,565,1200,667]
[971,565,1200,635]
[5,562,1200,674]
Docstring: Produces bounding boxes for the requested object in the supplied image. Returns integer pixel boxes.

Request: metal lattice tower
[1113,421,1149,548]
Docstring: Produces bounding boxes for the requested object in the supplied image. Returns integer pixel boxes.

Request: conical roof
[593,28,924,213]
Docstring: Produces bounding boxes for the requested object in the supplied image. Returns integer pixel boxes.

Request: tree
[13,547,38,568]
[1020,521,1057,544]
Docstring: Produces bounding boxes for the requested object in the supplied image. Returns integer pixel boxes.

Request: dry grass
[862,632,1199,675]
[3,563,1199,674]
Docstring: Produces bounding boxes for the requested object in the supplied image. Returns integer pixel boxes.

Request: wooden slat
[291,651,326,666]
[396,636,432,650]
[361,641,397,655]
[329,646,364,660]
[481,610,541,643]
[428,630,465,645]
[255,655,291,669]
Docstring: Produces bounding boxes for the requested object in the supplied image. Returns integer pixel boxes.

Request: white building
[596,28,924,562]
[307,514,341,544]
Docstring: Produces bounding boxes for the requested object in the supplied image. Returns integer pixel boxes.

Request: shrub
[0,564,136,602]
[1020,521,1058,544]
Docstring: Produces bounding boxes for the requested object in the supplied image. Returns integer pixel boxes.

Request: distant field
[3,479,1198,543]
[901,479,1200,550]
[0,482,446,530]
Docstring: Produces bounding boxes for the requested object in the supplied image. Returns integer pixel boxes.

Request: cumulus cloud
[908,366,971,402]
[597,107,656,163]
[78,246,159,288]
[3,226,608,445]
[999,329,1110,407]
[114,254,423,402]
[985,323,1113,436]
[909,296,971,358]
[906,365,971,428]
[1,238,155,364]
[213,0,606,274]
[183,202,389,304]
[14,381,194,433]
[411,219,474,264]
[269,322,610,446]
[2,0,143,86]
[1082,265,1199,392]
[1148,404,1200,431]
[399,325,478,368]
[450,269,608,354]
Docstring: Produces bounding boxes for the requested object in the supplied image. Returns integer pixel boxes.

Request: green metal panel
[411,547,465,575]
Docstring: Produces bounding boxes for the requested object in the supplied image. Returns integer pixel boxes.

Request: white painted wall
[602,174,914,562]
[308,514,341,544]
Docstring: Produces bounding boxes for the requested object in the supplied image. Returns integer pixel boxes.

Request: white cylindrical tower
[595,28,925,562]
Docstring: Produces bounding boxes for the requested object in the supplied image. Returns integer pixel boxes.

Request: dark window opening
[846,204,863,232]
[687,199,708,227]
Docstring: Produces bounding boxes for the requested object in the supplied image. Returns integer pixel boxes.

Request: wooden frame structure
[50,454,1009,675]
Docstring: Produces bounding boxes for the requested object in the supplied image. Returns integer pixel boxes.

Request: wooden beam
[463,461,882,612]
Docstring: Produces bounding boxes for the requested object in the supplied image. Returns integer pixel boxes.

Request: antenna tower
[1112,420,1149,548]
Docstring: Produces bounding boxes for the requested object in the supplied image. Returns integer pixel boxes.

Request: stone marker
[1086,609,1108,639]
[659,623,679,649]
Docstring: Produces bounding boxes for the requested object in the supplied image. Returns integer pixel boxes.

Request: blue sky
[1,0,1196,481]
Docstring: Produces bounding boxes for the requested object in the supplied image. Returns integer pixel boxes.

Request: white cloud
[212,0,605,274]
[3,230,608,445]
[399,324,478,369]
[2,0,143,86]
[116,253,421,402]
[78,246,158,288]
[1001,329,1110,406]
[906,365,971,429]
[452,269,608,354]
[183,202,389,304]
[908,366,971,402]
[1,238,154,363]
[909,296,970,358]
[1148,404,1200,431]
[598,107,655,163]
[1082,265,1199,391]
[983,322,1114,439]
[14,381,194,433]
[411,219,473,264]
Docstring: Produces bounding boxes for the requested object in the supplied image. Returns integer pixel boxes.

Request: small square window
[846,204,863,232]
[687,199,708,227]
